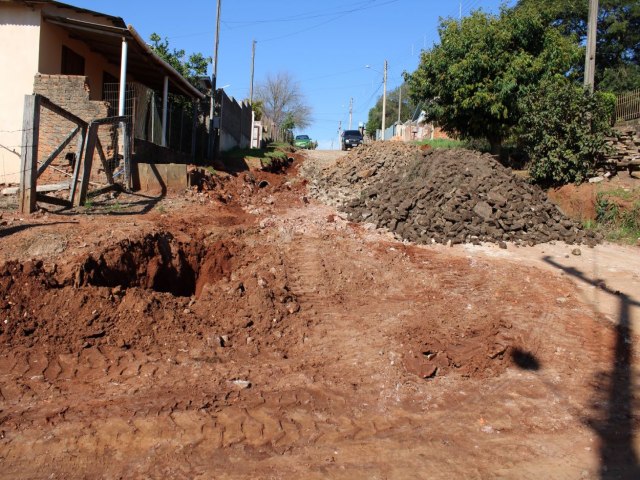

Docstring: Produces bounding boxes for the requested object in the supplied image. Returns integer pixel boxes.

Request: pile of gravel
[342,148,600,246]
[304,142,425,207]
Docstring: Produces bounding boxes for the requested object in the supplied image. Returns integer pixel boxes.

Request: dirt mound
[0,231,299,354]
[547,183,598,222]
[343,148,600,246]
[304,142,424,206]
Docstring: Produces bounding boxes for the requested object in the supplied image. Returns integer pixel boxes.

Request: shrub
[519,75,615,185]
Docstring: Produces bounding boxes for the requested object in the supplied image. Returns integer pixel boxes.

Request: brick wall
[33,74,115,182]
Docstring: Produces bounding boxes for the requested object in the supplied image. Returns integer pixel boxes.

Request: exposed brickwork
[33,75,116,182]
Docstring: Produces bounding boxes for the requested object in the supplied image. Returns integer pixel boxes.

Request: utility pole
[381,60,388,141]
[338,120,342,149]
[209,0,222,158]
[584,0,598,93]
[348,97,353,130]
[249,39,256,105]
[398,84,402,124]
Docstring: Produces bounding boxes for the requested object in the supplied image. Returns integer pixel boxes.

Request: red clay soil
[548,183,598,222]
[0,155,638,479]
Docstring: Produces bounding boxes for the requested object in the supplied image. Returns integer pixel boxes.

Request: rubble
[335,147,600,246]
[303,142,424,206]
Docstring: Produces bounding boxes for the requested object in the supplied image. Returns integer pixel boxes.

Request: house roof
[3,0,205,100]
[1,1,126,28]
[43,14,205,100]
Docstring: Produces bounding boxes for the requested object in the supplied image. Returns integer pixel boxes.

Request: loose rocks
[304,142,425,207]
[340,148,600,246]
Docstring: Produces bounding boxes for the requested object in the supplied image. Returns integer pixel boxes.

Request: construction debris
[307,144,600,246]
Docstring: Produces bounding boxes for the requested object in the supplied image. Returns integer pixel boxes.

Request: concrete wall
[0,5,41,184]
[219,90,252,152]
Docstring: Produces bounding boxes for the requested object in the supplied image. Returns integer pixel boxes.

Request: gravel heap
[304,142,425,207]
[342,148,600,246]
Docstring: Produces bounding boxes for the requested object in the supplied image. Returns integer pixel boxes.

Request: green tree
[149,33,211,93]
[516,0,640,93]
[518,75,615,185]
[365,85,420,137]
[404,7,581,153]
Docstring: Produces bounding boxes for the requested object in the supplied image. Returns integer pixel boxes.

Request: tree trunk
[488,136,502,156]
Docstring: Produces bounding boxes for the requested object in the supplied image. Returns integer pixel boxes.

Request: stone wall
[33,74,115,182]
[606,125,640,168]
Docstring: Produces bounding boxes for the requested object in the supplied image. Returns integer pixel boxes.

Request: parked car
[294,134,313,149]
[341,130,363,150]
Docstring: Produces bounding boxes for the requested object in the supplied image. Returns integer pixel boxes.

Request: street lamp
[366,61,388,141]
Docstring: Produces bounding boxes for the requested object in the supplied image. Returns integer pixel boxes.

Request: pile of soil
[304,142,425,206]
[0,231,299,354]
[343,148,600,246]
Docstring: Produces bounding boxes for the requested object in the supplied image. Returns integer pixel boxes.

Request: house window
[61,46,85,75]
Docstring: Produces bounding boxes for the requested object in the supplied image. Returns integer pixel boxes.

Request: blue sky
[69,0,512,149]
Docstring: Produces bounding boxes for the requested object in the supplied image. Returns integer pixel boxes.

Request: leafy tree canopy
[149,33,211,94]
[404,7,581,152]
[516,0,640,93]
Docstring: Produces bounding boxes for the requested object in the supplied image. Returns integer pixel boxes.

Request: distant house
[0,0,206,185]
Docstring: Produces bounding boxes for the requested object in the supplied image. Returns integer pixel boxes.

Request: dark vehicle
[341,130,363,150]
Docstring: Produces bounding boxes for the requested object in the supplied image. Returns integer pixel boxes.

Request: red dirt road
[0,153,638,479]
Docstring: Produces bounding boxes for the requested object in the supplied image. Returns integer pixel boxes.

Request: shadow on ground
[0,222,78,238]
[543,256,640,480]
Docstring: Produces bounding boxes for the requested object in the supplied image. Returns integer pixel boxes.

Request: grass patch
[414,138,467,149]
[224,147,268,160]
[592,187,640,244]
[222,143,292,163]
[265,150,287,161]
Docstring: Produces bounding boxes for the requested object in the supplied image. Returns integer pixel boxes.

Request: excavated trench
[74,232,233,298]
[0,229,300,353]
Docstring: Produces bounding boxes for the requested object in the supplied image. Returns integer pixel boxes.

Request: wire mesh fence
[103,83,209,161]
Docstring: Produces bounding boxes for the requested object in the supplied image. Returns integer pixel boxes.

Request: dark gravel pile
[342,148,600,246]
[305,142,425,206]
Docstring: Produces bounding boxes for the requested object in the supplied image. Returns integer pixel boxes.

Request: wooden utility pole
[584,0,598,93]
[381,60,388,141]
[209,0,222,158]
[249,39,256,105]
[348,97,353,130]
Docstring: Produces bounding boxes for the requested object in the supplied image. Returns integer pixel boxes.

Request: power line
[258,0,402,43]
[169,0,401,41]
[223,0,379,26]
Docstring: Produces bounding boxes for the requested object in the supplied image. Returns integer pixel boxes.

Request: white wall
[0,5,41,184]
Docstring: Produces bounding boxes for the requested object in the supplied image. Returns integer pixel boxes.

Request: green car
[294,134,313,149]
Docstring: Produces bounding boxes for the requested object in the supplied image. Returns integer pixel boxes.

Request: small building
[0,0,206,185]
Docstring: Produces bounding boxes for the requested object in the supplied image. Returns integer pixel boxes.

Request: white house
[0,0,205,185]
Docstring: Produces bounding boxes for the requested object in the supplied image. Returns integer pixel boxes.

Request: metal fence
[616,89,640,123]
[103,83,208,160]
